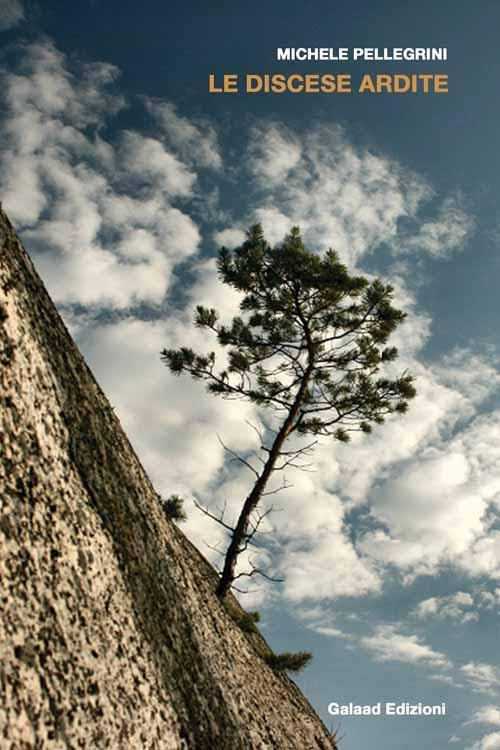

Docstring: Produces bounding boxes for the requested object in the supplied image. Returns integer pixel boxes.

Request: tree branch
[217,435,259,478]
[192,497,234,532]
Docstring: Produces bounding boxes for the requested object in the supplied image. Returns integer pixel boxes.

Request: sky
[1,1,500,748]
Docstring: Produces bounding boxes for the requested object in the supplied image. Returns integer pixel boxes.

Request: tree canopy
[162,224,416,597]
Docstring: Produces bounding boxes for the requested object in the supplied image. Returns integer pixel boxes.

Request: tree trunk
[216,365,313,599]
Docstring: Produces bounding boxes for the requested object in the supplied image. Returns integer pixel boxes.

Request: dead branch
[245,418,265,446]
[192,497,234,532]
[261,476,293,497]
[232,558,284,584]
[217,435,259,478]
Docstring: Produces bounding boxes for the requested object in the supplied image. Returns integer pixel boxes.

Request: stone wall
[0,208,336,750]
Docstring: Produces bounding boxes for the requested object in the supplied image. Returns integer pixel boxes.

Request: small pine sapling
[264,651,313,673]
[160,494,187,523]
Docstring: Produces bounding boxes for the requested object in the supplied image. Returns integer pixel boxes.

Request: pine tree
[160,494,187,522]
[162,225,416,598]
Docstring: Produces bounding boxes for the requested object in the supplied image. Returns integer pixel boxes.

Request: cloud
[413,592,477,623]
[0,40,203,310]
[459,533,500,581]
[435,348,500,407]
[468,732,500,750]
[429,674,464,689]
[262,469,381,601]
[402,195,474,258]
[239,121,473,266]
[359,625,451,667]
[146,99,222,170]
[312,626,352,640]
[466,706,500,726]
[120,131,196,197]
[213,227,246,248]
[476,588,500,610]
[0,0,24,31]
[248,123,302,185]
[461,663,500,695]
[414,588,500,624]
[294,606,353,640]
[358,410,500,581]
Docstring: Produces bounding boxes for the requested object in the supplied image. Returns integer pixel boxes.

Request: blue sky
[2,2,500,748]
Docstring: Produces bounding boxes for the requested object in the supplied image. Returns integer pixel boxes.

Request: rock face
[0,208,336,750]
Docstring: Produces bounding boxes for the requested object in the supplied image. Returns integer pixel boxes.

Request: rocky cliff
[0,208,336,750]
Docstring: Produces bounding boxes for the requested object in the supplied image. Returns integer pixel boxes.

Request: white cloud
[435,348,500,407]
[460,533,500,581]
[279,499,381,601]
[298,608,353,640]
[213,227,246,248]
[242,122,472,266]
[429,674,464,689]
[313,626,352,640]
[359,625,451,667]
[414,592,477,623]
[0,0,24,30]
[466,706,500,726]
[402,195,474,258]
[248,124,302,185]
[185,257,243,320]
[461,663,500,695]
[414,588,500,623]
[120,131,196,197]
[0,40,202,310]
[476,588,500,610]
[468,732,500,750]
[254,205,296,246]
[146,99,222,170]
[358,410,500,581]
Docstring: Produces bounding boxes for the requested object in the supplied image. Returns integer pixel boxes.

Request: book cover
[1,2,499,749]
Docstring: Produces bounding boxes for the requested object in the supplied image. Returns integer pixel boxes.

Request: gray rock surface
[0,207,336,750]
